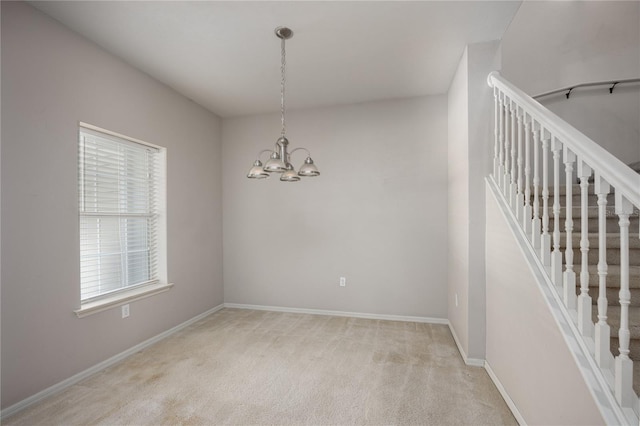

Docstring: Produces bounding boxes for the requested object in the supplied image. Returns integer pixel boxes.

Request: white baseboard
[484,361,527,426]
[0,303,225,421]
[447,323,485,367]
[447,323,526,424]
[223,302,449,325]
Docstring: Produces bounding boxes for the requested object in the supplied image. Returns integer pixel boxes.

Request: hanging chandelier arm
[255,149,275,160]
[288,147,311,158]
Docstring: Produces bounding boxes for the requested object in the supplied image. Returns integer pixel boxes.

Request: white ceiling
[30,1,522,118]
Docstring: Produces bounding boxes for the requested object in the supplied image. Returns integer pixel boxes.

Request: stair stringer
[485,177,633,425]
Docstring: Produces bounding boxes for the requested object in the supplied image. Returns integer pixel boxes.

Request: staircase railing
[533,78,640,100]
[488,71,640,423]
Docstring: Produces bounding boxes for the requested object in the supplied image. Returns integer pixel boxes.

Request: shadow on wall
[538,86,640,166]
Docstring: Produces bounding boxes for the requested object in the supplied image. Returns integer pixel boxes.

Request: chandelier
[247,27,320,182]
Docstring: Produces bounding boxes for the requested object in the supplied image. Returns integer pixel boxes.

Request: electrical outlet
[339,277,346,287]
[122,304,130,318]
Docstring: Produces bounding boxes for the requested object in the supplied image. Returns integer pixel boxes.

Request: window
[78,123,168,314]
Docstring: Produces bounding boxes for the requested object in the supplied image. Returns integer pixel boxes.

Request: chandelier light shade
[247,160,270,179]
[298,157,320,177]
[246,27,320,182]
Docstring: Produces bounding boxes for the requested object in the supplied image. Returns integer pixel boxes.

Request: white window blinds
[79,126,162,302]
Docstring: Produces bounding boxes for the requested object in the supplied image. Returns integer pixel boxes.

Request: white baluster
[614,192,634,406]
[540,133,551,268]
[563,147,576,309]
[523,115,532,235]
[577,161,593,338]
[531,123,541,249]
[493,87,500,178]
[594,174,613,370]
[510,104,518,208]
[551,137,563,286]
[516,111,525,220]
[503,99,511,196]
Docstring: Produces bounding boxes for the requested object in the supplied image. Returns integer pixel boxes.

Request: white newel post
[577,161,593,338]
[516,111,525,219]
[563,147,577,309]
[523,116,532,236]
[503,99,511,196]
[531,124,541,249]
[493,88,500,178]
[551,137,563,286]
[510,105,518,208]
[541,134,551,268]
[614,192,634,407]
[595,175,613,370]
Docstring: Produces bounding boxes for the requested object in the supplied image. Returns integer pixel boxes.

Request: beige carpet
[5,309,517,425]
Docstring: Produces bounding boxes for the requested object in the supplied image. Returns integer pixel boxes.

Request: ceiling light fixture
[247,27,320,181]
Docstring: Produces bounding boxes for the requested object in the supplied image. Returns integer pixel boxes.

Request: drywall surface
[222,96,448,318]
[466,41,501,359]
[447,47,470,356]
[501,0,640,164]
[447,40,500,361]
[485,183,605,426]
[1,2,223,408]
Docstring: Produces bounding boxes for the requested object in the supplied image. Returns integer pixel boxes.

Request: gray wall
[447,41,500,361]
[501,0,640,165]
[485,184,605,425]
[447,48,470,354]
[222,97,448,318]
[1,2,223,408]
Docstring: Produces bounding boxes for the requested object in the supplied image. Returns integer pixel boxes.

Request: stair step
[600,305,640,359]
[577,264,640,289]
[544,189,608,202]
[610,336,640,362]
[549,216,639,234]
[546,184,586,196]
[544,183,634,199]
[593,304,640,343]
[568,233,640,250]
[603,287,640,307]
[558,233,640,265]
[577,267,640,306]
[565,248,640,266]
[533,185,613,206]
[548,205,639,219]
[570,247,640,267]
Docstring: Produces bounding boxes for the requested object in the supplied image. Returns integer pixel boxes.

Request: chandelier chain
[280,37,286,136]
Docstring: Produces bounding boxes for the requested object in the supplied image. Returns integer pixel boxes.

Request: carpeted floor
[5,308,517,425]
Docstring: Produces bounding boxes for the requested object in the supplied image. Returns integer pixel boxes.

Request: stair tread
[585,264,640,275]
[569,233,640,249]
[544,184,638,197]
[545,206,640,220]
[579,264,640,288]
[545,184,585,195]
[598,305,640,340]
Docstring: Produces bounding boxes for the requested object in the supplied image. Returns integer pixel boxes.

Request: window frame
[75,122,171,318]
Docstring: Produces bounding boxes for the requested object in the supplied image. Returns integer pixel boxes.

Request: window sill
[74,282,174,318]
